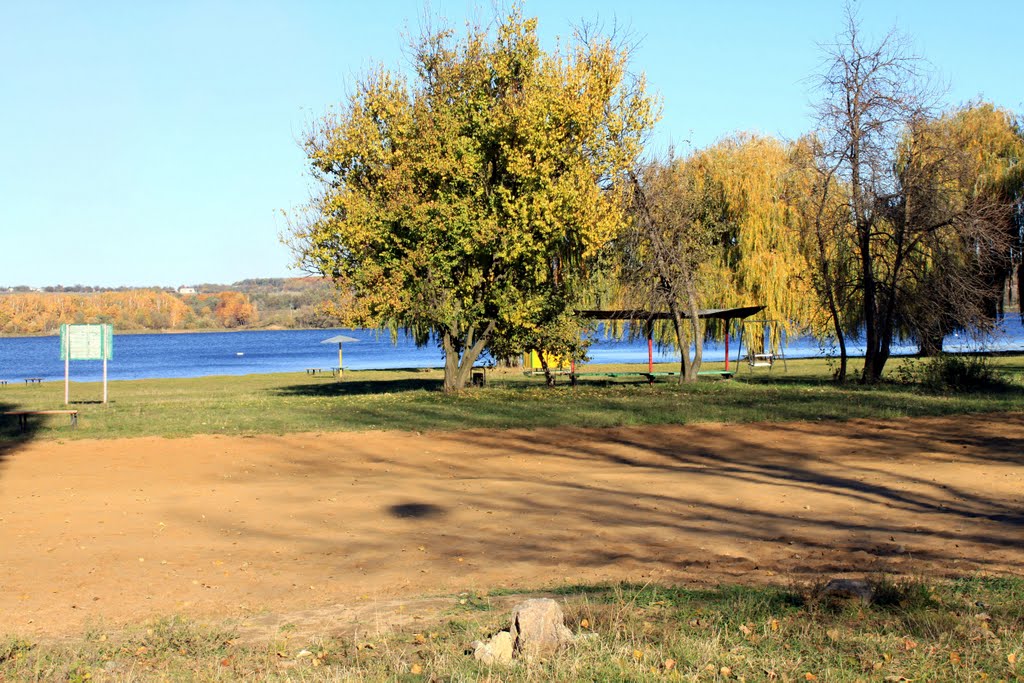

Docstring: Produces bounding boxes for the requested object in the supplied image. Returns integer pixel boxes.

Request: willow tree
[292,7,654,391]
[894,103,1023,355]
[693,134,825,355]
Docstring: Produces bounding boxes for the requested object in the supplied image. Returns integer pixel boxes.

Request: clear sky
[1,0,1020,288]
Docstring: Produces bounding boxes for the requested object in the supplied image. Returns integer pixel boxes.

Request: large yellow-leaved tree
[291,7,654,391]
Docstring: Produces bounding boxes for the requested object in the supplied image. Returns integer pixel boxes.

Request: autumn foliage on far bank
[0,290,257,335]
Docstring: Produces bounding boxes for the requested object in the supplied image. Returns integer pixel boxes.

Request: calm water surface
[1,321,1022,382]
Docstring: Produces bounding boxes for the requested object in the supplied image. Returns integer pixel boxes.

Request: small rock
[473,630,514,665]
[510,598,574,658]
[820,578,875,604]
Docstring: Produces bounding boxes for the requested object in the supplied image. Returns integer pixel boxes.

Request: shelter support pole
[647,321,654,373]
[64,354,69,406]
[103,357,108,404]
[338,343,343,380]
[724,319,730,371]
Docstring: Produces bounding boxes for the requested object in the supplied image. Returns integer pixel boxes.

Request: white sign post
[60,324,114,405]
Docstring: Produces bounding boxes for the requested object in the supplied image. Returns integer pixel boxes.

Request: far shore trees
[292,8,654,392]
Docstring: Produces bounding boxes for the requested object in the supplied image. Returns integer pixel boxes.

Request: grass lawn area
[3,578,1021,681]
[1,355,1024,440]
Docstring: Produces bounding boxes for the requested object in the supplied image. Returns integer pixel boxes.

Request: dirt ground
[1,414,1022,639]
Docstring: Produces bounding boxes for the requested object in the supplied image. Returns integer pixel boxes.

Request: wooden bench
[3,410,79,431]
[23,377,43,385]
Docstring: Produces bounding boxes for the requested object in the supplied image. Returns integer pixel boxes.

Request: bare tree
[620,155,718,383]
[810,8,1013,382]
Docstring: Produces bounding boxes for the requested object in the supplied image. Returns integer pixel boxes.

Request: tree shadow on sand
[0,401,41,478]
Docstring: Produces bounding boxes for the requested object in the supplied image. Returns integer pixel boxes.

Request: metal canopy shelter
[576,306,766,372]
[576,306,765,321]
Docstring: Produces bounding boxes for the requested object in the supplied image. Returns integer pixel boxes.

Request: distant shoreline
[0,325,338,340]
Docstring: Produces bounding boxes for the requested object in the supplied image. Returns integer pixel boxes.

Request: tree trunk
[667,305,691,385]
[919,333,944,356]
[811,175,848,383]
[441,322,494,393]
[685,283,703,382]
[859,223,882,384]
[670,309,690,385]
[537,349,556,387]
[833,323,848,382]
[668,282,703,384]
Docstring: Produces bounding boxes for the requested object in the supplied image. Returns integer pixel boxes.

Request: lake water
[1,320,1023,383]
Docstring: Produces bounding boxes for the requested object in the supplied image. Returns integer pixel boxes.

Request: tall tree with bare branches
[811,9,1017,382]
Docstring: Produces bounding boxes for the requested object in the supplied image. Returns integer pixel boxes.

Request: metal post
[103,357,108,404]
[64,352,69,406]
[724,319,730,371]
[338,343,343,380]
[647,336,654,373]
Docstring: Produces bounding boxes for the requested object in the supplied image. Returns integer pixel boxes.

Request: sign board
[60,324,113,361]
[60,324,114,405]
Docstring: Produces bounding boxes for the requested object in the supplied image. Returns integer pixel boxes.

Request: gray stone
[472,630,514,665]
[510,598,574,658]
[820,578,875,604]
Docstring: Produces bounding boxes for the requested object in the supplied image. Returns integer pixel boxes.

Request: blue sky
[1,1,1020,288]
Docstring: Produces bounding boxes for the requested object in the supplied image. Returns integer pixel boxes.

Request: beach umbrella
[320,334,359,378]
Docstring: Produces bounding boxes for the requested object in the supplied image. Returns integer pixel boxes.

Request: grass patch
[2,578,1021,681]
[0,355,1022,440]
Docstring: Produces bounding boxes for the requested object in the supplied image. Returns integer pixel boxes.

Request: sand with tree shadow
[1,413,1022,638]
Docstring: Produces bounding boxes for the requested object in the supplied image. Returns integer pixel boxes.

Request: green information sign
[60,324,114,361]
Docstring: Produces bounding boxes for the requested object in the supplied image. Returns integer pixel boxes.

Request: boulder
[510,598,574,658]
[472,630,514,665]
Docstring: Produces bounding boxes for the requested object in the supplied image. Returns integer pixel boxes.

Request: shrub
[896,353,1004,392]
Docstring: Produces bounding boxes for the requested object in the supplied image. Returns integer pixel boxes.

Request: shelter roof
[576,306,765,321]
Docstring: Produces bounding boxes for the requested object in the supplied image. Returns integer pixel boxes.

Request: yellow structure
[523,350,570,372]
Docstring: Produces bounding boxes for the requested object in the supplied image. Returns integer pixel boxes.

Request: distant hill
[0,278,342,335]
[195,278,341,328]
